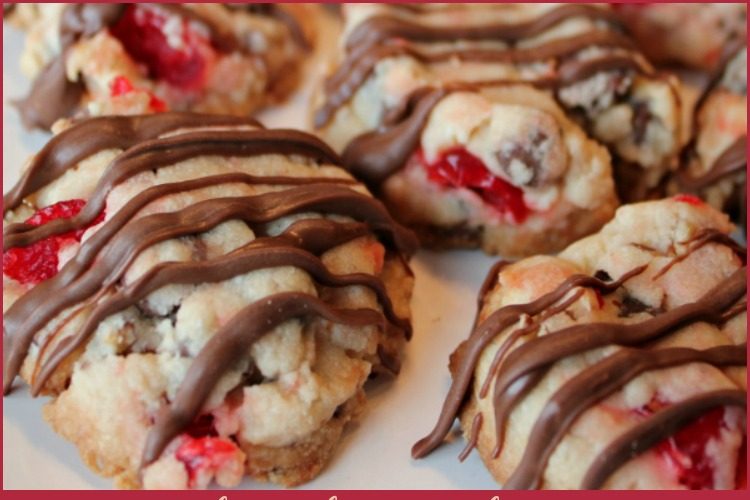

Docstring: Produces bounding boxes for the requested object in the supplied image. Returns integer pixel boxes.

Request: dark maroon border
[1,0,748,495]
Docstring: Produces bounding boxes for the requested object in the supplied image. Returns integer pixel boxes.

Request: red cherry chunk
[656,407,726,489]
[3,199,104,285]
[673,194,704,206]
[175,435,240,487]
[634,397,738,489]
[110,5,211,90]
[419,147,530,223]
[110,75,167,112]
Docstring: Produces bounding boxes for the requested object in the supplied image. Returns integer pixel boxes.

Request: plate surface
[2,12,499,490]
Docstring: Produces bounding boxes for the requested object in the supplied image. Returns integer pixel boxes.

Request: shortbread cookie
[9,3,310,130]
[616,3,747,71]
[414,196,746,489]
[314,3,684,205]
[3,113,416,489]
[338,84,618,257]
[671,45,747,229]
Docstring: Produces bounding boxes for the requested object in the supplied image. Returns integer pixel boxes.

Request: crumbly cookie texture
[315,3,683,203]
[375,86,618,257]
[616,3,747,71]
[669,47,747,224]
[3,114,415,490]
[11,3,311,129]
[415,196,746,489]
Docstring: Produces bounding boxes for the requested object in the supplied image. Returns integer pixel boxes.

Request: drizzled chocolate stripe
[416,226,746,488]
[504,344,747,489]
[341,87,448,185]
[3,185,417,394]
[676,43,747,194]
[489,267,746,429]
[411,265,647,459]
[3,113,261,212]
[344,5,621,54]
[141,292,386,466]
[652,227,747,279]
[5,126,343,249]
[581,389,746,489]
[14,4,305,130]
[14,4,126,129]
[336,51,650,184]
[677,136,747,191]
[319,29,633,126]
[316,35,643,128]
[32,233,408,394]
[5,173,354,250]
[316,4,641,128]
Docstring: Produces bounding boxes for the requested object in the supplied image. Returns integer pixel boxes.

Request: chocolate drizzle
[581,389,746,489]
[414,229,747,488]
[13,4,307,130]
[2,116,418,480]
[141,292,384,466]
[675,43,747,213]
[315,4,644,129]
[14,4,126,129]
[677,136,747,191]
[3,113,263,214]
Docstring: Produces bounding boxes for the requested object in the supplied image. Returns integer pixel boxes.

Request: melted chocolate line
[677,136,747,191]
[491,370,546,459]
[580,389,746,489]
[479,289,584,399]
[458,412,483,462]
[652,228,747,280]
[32,238,407,393]
[504,344,746,489]
[344,5,621,54]
[5,127,345,249]
[489,267,746,424]
[4,173,354,250]
[335,50,648,184]
[3,113,261,212]
[316,32,641,129]
[321,29,632,122]
[4,186,416,394]
[411,266,646,459]
[14,4,126,130]
[12,55,85,131]
[341,87,447,185]
[141,292,386,466]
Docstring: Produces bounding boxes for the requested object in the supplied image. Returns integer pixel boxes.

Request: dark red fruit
[673,194,704,206]
[3,199,104,285]
[634,396,740,489]
[656,407,726,489]
[110,75,167,112]
[175,436,239,486]
[110,5,212,90]
[419,147,530,223]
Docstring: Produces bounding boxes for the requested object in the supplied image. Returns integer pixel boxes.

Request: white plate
[2,10,499,490]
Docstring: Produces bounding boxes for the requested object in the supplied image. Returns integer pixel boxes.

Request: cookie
[671,45,747,229]
[342,84,618,257]
[314,3,684,207]
[616,3,747,71]
[3,113,417,489]
[9,3,311,130]
[414,196,746,489]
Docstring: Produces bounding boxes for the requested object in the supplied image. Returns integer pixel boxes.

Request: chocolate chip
[594,269,612,282]
[617,295,663,317]
[495,131,549,187]
[631,100,653,145]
